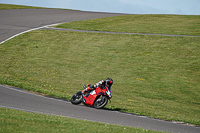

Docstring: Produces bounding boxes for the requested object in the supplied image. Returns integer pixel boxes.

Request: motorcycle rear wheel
[93,96,108,109]
[71,91,82,105]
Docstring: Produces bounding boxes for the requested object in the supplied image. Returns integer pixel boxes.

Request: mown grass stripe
[44,27,200,37]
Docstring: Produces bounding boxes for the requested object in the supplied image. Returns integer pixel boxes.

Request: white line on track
[0,105,91,122]
[0,23,62,45]
[0,104,120,126]
[0,84,157,119]
[0,84,70,104]
[1,84,199,130]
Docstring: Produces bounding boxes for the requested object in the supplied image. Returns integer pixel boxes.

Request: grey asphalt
[1,85,200,133]
[0,9,125,43]
[0,9,200,133]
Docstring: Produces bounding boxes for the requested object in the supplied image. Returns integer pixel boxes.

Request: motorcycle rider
[82,78,113,97]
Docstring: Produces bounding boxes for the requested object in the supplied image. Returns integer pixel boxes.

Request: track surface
[1,85,199,133]
[0,9,200,133]
[0,9,124,43]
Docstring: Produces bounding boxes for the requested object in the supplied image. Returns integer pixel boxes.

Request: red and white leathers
[82,80,104,94]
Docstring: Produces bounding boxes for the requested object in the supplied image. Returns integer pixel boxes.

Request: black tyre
[93,96,108,109]
[71,91,82,105]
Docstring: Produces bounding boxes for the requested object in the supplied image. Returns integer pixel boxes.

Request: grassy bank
[0,3,75,10]
[0,108,162,133]
[0,29,199,125]
[56,15,200,36]
[0,3,46,10]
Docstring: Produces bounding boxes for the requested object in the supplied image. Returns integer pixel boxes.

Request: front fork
[81,94,86,103]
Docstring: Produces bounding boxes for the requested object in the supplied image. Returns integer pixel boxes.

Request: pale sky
[1,0,200,15]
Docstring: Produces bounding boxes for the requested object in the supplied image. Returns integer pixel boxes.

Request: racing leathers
[82,80,112,98]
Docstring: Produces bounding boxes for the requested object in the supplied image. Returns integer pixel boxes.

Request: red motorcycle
[71,85,112,109]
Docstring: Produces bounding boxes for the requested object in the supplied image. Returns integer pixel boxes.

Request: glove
[106,91,112,98]
[87,84,91,87]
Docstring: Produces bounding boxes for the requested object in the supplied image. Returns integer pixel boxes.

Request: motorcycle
[71,85,112,109]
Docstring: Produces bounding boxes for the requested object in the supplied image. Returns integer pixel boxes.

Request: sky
[1,0,200,15]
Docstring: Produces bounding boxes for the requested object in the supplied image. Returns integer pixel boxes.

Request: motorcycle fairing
[83,87,108,106]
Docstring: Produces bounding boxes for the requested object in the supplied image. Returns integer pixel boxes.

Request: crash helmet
[106,78,113,86]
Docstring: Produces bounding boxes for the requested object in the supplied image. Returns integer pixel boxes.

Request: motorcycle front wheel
[71,91,82,105]
[93,96,108,109]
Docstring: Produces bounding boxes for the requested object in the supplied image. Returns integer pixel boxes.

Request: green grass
[56,15,200,36]
[0,29,199,125]
[0,108,162,133]
[0,3,77,10]
[0,3,46,10]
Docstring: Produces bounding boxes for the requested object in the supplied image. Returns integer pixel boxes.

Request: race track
[0,9,199,133]
[0,9,124,43]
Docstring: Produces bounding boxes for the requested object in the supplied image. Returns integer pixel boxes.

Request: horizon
[0,0,200,15]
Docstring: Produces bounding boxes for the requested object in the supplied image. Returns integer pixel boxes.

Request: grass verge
[0,29,199,125]
[0,108,163,133]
